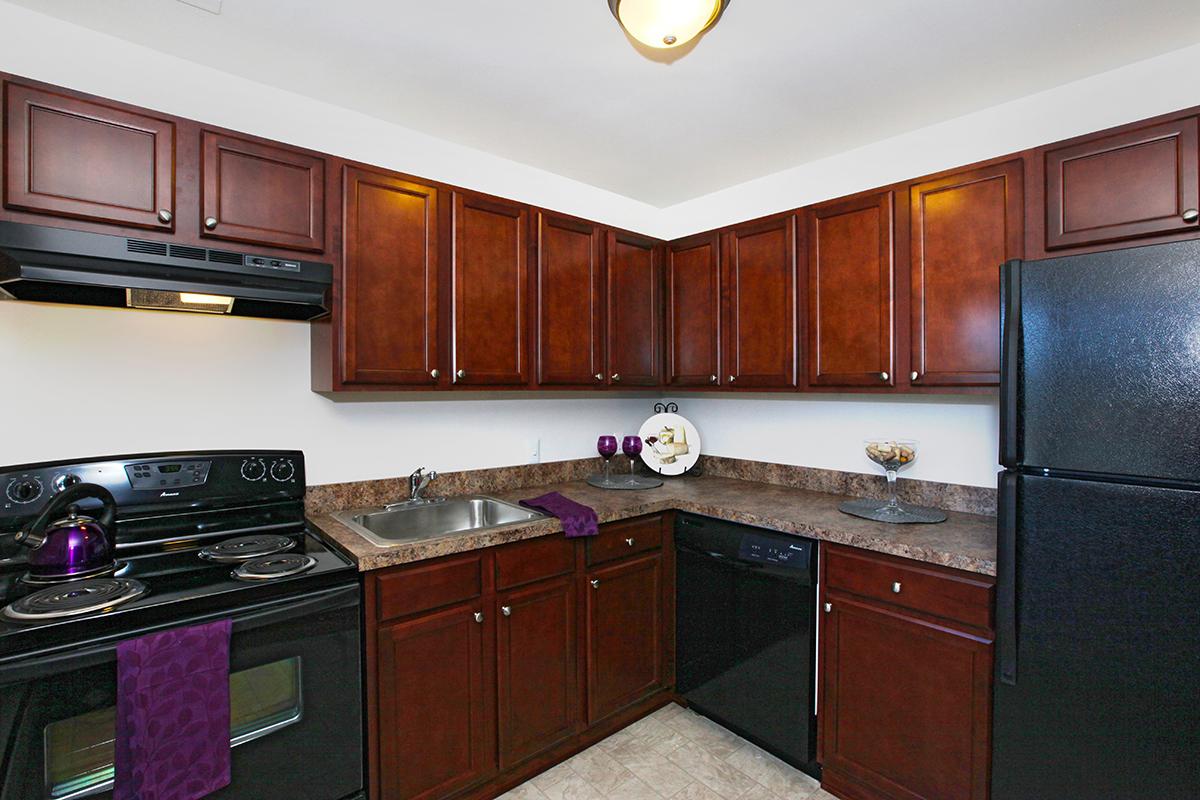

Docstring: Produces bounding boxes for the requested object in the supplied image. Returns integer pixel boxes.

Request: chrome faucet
[409,467,438,501]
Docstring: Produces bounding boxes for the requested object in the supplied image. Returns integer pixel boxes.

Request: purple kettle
[15,483,117,582]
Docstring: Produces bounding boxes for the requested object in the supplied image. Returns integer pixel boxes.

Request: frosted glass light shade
[610,0,726,49]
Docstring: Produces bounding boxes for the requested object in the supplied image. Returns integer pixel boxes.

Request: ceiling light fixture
[608,0,731,49]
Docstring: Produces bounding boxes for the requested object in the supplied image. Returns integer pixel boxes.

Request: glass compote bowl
[837,439,946,524]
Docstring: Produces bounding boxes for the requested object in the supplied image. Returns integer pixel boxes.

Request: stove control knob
[240,458,267,482]
[7,478,43,504]
[52,473,81,493]
[270,459,295,483]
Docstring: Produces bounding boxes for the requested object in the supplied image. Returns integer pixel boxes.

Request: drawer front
[587,515,663,566]
[377,553,482,622]
[823,545,993,630]
[495,535,575,590]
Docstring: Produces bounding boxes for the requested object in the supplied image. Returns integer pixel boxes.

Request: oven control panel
[738,533,812,569]
[126,460,212,490]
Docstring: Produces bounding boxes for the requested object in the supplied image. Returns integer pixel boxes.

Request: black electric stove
[0,451,365,800]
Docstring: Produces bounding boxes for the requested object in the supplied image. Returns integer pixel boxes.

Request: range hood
[0,222,333,320]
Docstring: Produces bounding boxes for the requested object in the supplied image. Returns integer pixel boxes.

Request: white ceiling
[11,0,1200,206]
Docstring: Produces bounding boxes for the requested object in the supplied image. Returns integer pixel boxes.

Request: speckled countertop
[309,474,997,576]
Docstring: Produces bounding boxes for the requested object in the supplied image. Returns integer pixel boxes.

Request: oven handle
[0,582,360,684]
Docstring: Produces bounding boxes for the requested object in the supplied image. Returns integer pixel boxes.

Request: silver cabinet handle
[157,209,173,224]
[910,371,919,381]
[474,611,484,623]
[430,369,440,380]
[879,372,889,381]
[625,538,635,547]
[710,375,718,383]
[824,602,832,613]
[590,579,600,589]
[501,606,512,617]
[456,369,466,379]
[611,373,621,382]
[892,581,902,594]
[728,375,736,383]
[1184,208,1199,223]
[204,216,218,230]
[594,373,603,381]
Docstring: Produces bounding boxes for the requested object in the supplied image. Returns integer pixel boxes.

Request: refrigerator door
[1001,240,1200,481]
[993,473,1200,800]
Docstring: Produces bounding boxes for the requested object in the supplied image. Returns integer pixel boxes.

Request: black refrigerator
[993,240,1200,799]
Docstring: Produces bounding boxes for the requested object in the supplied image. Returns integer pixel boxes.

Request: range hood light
[126,289,235,315]
[179,292,235,307]
[608,0,730,49]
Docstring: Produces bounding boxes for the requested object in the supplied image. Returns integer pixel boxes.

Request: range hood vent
[0,222,332,321]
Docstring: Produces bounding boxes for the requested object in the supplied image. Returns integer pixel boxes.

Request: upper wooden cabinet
[606,231,662,387]
[720,215,798,388]
[666,234,721,387]
[200,130,326,252]
[339,166,439,386]
[3,81,175,231]
[806,192,895,388]
[1040,116,1200,251]
[451,192,530,386]
[535,213,604,386]
[909,161,1022,387]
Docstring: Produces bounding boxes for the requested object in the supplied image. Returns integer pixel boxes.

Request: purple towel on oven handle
[519,492,599,538]
[114,618,232,800]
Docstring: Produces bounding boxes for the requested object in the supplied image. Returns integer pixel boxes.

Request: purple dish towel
[115,619,232,800]
[519,492,599,538]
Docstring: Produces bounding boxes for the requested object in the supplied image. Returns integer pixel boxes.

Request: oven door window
[43,657,302,799]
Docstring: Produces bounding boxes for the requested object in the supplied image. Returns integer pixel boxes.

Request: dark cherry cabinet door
[200,130,325,252]
[377,603,495,800]
[496,576,580,769]
[820,597,992,800]
[3,81,175,231]
[340,167,438,386]
[721,215,798,388]
[451,192,529,386]
[585,553,665,723]
[1042,116,1200,250]
[666,234,721,387]
[806,192,895,388]
[909,161,1022,387]
[535,213,604,386]
[606,231,662,386]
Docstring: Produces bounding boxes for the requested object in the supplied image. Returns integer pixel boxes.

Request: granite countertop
[309,474,997,576]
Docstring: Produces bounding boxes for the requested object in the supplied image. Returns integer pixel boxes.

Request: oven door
[0,584,364,800]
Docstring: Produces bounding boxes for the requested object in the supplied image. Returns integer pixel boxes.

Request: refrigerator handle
[999,259,1021,468]
[997,471,1019,686]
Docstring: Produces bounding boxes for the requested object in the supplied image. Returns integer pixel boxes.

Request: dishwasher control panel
[738,533,812,569]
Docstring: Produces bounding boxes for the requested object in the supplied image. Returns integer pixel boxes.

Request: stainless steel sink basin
[331,495,546,547]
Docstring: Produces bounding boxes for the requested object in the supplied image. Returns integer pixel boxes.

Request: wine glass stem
[629,456,636,476]
[603,458,611,482]
[886,469,899,507]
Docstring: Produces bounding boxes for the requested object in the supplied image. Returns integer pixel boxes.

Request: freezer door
[992,473,1200,800]
[1003,239,1200,481]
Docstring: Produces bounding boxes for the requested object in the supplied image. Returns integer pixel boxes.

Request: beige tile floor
[499,703,838,800]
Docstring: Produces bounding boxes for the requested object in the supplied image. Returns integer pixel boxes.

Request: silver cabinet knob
[710,374,718,383]
[473,611,484,623]
[1184,208,1199,223]
[625,538,635,547]
[157,209,173,224]
[456,369,466,379]
[892,581,902,594]
[501,605,512,617]
[590,579,600,589]
[728,375,736,384]
[594,373,603,381]
[879,372,889,381]
[204,216,218,230]
[430,369,440,380]
[910,371,919,381]
[611,373,621,382]
[824,602,832,613]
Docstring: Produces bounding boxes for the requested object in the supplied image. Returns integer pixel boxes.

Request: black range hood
[0,221,333,320]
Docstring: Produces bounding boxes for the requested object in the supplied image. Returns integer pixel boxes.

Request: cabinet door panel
[377,604,494,800]
[200,131,325,252]
[807,192,895,387]
[536,213,603,385]
[4,82,175,230]
[340,167,438,385]
[586,554,665,723]
[910,161,1022,387]
[452,192,529,385]
[822,597,991,800]
[497,577,579,768]
[607,232,662,386]
[667,235,721,387]
[1043,117,1200,249]
[722,216,797,388]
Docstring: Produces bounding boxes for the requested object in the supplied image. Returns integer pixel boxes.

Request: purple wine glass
[622,435,643,480]
[597,435,618,483]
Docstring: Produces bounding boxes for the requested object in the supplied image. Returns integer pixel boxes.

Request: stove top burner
[21,561,129,586]
[2,578,148,622]
[232,554,317,582]
[199,534,296,563]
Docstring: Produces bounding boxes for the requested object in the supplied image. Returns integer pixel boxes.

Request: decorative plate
[638,412,701,476]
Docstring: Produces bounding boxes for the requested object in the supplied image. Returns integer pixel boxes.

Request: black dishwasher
[675,513,819,778]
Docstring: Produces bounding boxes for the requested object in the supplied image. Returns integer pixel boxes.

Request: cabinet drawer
[495,535,575,590]
[587,516,663,566]
[823,545,993,630]
[376,553,482,622]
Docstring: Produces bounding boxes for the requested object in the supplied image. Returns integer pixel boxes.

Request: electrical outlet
[528,438,541,464]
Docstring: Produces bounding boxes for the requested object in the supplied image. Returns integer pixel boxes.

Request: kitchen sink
[331,495,546,546]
